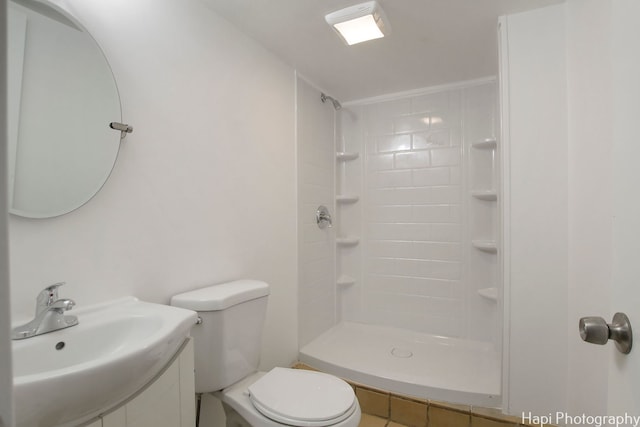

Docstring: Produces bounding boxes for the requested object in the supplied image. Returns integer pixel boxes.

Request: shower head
[321,93,342,110]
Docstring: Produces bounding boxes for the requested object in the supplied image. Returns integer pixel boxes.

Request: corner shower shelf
[472,138,497,149]
[472,240,498,253]
[336,275,356,287]
[336,195,359,204]
[336,236,360,247]
[471,190,497,201]
[478,287,498,302]
[336,152,359,161]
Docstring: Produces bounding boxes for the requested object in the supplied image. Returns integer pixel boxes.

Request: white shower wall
[296,76,336,347]
[337,80,499,343]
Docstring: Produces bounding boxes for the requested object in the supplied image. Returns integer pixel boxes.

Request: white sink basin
[12,297,197,427]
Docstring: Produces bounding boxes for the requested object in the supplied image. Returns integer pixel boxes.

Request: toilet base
[221,401,251,427]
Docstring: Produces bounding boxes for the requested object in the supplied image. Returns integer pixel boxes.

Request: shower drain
[390,347,413,358]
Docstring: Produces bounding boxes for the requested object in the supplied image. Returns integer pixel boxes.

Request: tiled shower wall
[338,80,498,341]
[297,76,336,347]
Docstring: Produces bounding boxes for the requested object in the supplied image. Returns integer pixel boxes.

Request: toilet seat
[248,367,357,427]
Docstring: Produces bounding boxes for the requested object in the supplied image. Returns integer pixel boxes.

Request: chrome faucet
[12,282,79,340]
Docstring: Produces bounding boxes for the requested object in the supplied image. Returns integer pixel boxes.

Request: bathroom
[1,0,640,426]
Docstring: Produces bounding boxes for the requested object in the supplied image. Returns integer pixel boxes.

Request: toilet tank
[171,280,270,393]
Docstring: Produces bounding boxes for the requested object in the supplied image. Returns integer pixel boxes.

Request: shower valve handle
[316,205,332,229]
[579,312,632,354]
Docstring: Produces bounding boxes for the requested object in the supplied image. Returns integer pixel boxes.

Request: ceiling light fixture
[325,1,390,46]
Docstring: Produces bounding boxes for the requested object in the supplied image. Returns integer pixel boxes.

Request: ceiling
[202,0,564,102]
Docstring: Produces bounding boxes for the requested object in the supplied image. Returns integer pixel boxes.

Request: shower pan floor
[299,322,501,408]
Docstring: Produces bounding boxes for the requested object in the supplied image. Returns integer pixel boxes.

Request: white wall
[9,0,297,378]
[501,4,569,415]
[296,76,336,347]
[335,103,364,323]
[1,0,15,424]
[464,82,500,345]
[336,80,499,343]
[354,89,467,338]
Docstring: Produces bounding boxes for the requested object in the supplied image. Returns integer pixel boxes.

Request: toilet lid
[248,367,356,427]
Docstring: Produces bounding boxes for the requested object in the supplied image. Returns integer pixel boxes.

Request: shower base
[299,322,501,408]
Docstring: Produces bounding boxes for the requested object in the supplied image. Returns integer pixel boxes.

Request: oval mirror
[7,0,123,218]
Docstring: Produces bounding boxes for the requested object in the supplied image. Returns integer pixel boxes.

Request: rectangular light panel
[325,2,389,46]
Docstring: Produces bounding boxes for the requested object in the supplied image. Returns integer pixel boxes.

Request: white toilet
[171,280,361,427]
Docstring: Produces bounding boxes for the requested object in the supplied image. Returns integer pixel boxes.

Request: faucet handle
[44,282,66,294]
[36,282,66,314]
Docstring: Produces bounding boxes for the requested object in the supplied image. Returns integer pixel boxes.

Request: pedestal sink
[12,297,197,427]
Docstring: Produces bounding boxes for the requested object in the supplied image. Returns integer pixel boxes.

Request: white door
[607,0,640,416]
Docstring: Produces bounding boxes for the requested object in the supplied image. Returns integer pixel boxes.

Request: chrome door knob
[579,316,609,344]
[579,312,632,354]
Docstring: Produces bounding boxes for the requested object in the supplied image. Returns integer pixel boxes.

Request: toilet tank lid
[170,280,270,311]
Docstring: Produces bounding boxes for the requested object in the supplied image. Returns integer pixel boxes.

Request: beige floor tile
[470,407,522,425]
[471,416,517,427]
[429,400,471,413]
[429,406,470,427]
[390,396,427,427]
[359,413,389,427]
[357,387,390,418]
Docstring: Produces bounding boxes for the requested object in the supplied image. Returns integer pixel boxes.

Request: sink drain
[55,342,65,351]
[390,347,413,358]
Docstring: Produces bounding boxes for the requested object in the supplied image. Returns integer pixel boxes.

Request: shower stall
[296,75,500,407]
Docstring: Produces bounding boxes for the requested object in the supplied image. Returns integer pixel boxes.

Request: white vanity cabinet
[88,339,195,427]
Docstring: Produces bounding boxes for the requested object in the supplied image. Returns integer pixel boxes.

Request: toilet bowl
[217,369,360,427]
[171,280,361,427]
